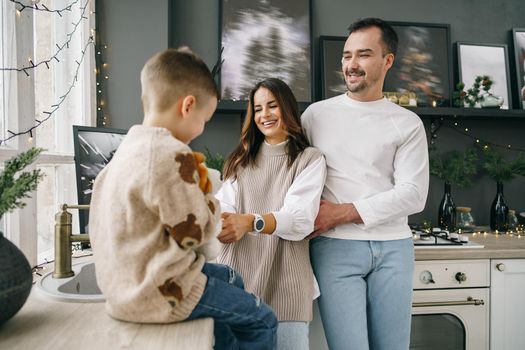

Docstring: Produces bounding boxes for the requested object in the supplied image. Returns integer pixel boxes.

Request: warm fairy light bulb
[16,10,21,16]
[465,128,468,132]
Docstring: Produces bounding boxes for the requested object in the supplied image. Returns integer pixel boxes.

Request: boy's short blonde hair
[140,47,218,113]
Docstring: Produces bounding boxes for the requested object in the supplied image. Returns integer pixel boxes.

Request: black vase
[490,181,509,232]
[438,182,456,232]
[0,229,33,325]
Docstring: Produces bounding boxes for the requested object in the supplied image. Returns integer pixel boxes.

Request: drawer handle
[413,297,484,307]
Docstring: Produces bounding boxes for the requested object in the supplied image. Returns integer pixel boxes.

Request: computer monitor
[72,125,127,234]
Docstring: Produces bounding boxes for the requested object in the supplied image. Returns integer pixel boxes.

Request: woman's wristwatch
[253,214,265,233]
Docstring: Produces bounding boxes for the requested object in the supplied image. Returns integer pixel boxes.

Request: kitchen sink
[36,261,105,303]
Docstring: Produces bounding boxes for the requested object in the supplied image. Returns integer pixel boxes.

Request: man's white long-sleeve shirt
[302,94,429,240]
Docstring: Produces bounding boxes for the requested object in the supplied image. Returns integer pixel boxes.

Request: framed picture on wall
[512,28,525,109]
[219,0,312,103]
[73,126,127,234]
[320,36,347,99]
[385,21,453,107]
[457,42,512,109]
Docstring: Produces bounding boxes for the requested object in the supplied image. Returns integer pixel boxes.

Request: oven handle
[413,296,484,307]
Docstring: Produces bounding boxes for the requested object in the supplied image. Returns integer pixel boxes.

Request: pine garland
[0,148,45,217]
[203,147,225,176]
[481,146,525,183]
[429,146,478,187]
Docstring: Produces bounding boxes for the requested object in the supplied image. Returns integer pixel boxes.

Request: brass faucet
[53,204,90,278]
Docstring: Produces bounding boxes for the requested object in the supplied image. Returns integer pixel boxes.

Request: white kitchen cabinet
[490,259,525,350]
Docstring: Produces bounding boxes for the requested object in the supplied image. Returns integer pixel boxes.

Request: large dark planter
[0,231,33,325]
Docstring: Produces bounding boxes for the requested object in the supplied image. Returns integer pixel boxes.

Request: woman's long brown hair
[222,78,310,180]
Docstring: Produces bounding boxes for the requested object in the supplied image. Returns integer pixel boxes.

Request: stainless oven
[411,259,490,350]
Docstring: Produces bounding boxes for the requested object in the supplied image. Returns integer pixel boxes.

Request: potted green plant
[0,147,44,325]
[203,147,225,178]
[430,146,478,231]
[481,146,525,231]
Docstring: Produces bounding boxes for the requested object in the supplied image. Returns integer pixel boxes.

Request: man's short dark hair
[348,18,398,56]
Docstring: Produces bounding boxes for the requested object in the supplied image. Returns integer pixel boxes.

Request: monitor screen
[73,125,127,233]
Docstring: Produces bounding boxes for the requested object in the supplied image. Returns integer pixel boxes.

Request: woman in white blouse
[215,78,326,350]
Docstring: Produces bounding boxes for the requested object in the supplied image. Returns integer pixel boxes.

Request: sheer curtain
[0,0,96,265]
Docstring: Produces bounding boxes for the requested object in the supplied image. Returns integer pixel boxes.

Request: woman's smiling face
[253,87,288,145]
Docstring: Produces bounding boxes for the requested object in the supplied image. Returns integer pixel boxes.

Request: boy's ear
[181,95,196,118]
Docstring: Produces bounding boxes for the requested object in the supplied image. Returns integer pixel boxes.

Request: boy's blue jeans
[187,263,277,350]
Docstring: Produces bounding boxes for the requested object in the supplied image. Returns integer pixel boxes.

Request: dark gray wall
[97,0,167,130]
[102,0,525,225]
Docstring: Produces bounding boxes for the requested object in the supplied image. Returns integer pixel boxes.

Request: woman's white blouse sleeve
[216,178,238,213]
[272,156,326,241]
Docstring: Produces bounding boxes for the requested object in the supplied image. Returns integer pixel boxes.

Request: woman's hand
[218,212,254,243]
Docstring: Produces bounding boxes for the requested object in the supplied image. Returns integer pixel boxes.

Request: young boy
[89,47,277,349]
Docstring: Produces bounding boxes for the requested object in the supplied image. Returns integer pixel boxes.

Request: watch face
[255,218,265,231]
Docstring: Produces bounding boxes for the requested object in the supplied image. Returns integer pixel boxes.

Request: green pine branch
[203,147,224,175]
[429,146,478,187]
[481,146,525,182]
[0,147,45,217]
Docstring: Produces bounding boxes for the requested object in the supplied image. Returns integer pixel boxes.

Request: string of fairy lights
[0,0,109,146]
[9,0,81,15]
[429,117,525,153]
[2,0,89,76]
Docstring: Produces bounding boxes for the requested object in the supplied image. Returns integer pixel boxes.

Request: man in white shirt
[302,18,429,350]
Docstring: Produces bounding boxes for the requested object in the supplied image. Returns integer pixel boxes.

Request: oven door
[410,288,489,350]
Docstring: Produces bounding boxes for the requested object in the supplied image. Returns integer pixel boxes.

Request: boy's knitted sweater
[89,125,220,323]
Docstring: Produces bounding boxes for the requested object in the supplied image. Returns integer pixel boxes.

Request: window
[0,0,96,266]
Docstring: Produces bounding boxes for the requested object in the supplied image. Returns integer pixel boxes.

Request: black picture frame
[219,0,313,105]
[73,125,127,234]
[457,42,513,110]
[319,36,347,99]
[385,21,453,107]
[512,28,525,109]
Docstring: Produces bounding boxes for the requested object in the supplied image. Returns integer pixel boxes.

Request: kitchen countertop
[415,232,525,260]
[0,256,214,350]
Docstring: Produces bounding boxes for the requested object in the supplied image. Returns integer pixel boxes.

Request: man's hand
[306,200,363,239]
[218,212,254,244]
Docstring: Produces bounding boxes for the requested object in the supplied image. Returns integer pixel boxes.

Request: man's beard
[344,69,367,92]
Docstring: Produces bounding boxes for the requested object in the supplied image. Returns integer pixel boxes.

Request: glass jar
[456,206,475,232]
[508,209,519,231]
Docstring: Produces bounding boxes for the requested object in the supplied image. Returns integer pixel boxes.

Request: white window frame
[1,0,96,266]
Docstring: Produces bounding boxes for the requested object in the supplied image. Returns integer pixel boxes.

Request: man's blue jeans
[187,263,277,350]
[310,237,414,350]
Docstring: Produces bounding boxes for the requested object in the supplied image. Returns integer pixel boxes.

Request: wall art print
[319,36,346,99]
[73,126,127,234]
[385,22,452,107]
[457,42,512,110]
[220,0,312,102]
[512,28,525,109]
